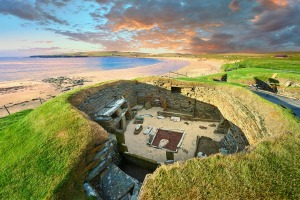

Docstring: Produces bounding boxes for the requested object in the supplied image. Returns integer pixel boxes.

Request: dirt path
[251,88,300,118]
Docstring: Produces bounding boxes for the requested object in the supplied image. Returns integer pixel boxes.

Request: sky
[0,0,299,56]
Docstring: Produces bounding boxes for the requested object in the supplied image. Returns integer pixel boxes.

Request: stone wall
[74,80,222,125]
[138,77,290,145]
[194,85,268,144]
[76,81,137,116]
[134,82,195,113]
[134,82,221,121]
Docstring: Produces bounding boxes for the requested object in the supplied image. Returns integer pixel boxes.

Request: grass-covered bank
[181,68,300,84]
[139,80,300,199]
[221,56,300,72]
[140,129,300,199]
[0,90,107,199]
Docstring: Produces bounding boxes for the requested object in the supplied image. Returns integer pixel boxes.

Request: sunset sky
[0,0,299,56]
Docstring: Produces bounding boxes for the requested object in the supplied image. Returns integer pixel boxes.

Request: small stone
[285,81,293,87]
[199,125,207,129]
[144,101,152,110]
[171,116,180,122]
[158,139,169,148]
[272,73,277,79]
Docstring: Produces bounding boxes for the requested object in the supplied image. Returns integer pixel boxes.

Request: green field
[222,57,300,72]
[180,55,300,86]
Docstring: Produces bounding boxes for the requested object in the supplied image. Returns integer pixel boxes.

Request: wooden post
[39,97,43,104]
[4,105,10,115]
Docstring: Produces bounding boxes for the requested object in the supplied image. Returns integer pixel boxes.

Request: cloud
[229,0,240,12]
[190,33,239,53]
[257,0,289,10]
[0,47,62,57]
[1,0,299,54]
[0,0,68,24]
[44,0,295,53]
[251,3,300,32]
[34,40,54,44]
[35,0,72,8]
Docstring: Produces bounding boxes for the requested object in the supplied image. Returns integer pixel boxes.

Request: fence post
[4,105,10,115]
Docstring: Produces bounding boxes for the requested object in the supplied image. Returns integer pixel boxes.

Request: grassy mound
[0,91,106,199]
[141,130,300,199]
[140,81,300,199]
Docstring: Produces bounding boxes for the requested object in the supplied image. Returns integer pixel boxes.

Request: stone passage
[95,163,141,200]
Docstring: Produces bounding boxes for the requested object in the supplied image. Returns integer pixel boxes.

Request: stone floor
[124,107,224,162]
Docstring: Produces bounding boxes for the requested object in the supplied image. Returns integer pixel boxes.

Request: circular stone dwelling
[68,77,299,200]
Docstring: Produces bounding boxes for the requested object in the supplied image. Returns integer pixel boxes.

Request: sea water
[0,57,162,82]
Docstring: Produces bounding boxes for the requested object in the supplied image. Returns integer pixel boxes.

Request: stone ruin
[75,79,250,200]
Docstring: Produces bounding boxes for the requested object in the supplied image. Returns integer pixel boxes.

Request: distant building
[274,54,288,58]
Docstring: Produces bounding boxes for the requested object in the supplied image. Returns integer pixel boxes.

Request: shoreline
[0,57,226,117]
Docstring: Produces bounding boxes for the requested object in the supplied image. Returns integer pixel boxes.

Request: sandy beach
[0,57,226,117]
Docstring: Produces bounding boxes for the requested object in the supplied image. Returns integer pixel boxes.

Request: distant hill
[30,51,300,59]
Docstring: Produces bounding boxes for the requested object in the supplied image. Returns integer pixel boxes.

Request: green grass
[227,68,300,83]
[222,58,300,72]
[0,92,95,199]
[179,73,227,82]
[0,110,32,132]
[179,68,300,86]
[140,82,300,199]
[1,76,299,199]
[142,130,300,199]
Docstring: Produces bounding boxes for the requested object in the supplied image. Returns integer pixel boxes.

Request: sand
[0,57,226,117]
[168,57,226,78]
[124,107,223,163]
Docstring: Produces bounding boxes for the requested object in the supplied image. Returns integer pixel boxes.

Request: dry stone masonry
[72,78,276,199]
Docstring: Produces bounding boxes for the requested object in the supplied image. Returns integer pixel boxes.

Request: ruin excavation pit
[73,78,252,199]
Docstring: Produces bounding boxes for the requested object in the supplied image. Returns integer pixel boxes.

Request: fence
[166,71,217,79]
[1,97,44,117]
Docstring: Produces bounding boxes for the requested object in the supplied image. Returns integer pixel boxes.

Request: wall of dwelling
[134,82,221,121]
[138,77,291,145]
[71,78,290,146]
[75,80,222,125]
[135,83,195,113]
[193,85,266,145]
[76,81,137,117]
